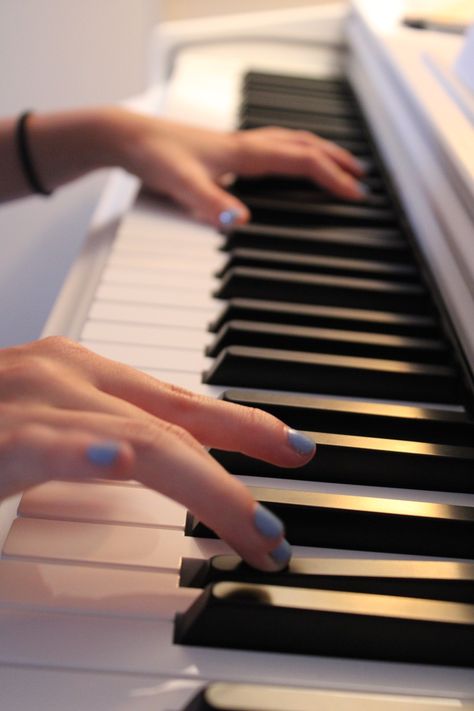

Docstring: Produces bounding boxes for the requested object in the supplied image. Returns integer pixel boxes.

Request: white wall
[163,0,337,20]
[0,0,161,347]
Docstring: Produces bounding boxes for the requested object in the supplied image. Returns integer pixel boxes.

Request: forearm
[0,108,125,202]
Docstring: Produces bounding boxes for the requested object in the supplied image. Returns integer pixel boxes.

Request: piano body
[1,1,474,708]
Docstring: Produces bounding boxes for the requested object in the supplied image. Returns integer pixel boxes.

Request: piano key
[218,248,417,281]
[186,485,474,558]
[108,251,227,274]
[3,518,227,570]
[174,581,474,667]
[5,609,472,696]
[241,114,367,142]
[82,320,211,352]
[241,197,396,228]
[215,267,431,313]
[179,555,474,603]
[183,681,474,711]
[204,346,460,403]
[222,223,410,262]
[211,429,474,493]
[102,265,218,291]
[206,320,448,364]
[244,72,352,95]
[18,481,186,528]
[0,559,197,618]
[209,298,438,337]
[89,301,216,330]
[243,87,360,117]
[221,389,474,445]
[96,283,218,311]
[0,666,203,711]
[81,339,210,373]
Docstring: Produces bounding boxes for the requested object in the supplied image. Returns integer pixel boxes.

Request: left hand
[111,111,366,227]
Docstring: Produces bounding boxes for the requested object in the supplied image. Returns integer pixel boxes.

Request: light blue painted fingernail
[87,441,120,466]
[357,181,370,196]
[287,428,316,457]
[219,208,241,228]
[254,503,284,539]
[270,539,292,566]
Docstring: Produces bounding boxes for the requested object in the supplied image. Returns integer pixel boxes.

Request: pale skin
[0,107,365,569]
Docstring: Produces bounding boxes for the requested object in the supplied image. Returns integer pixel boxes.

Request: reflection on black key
[215,268,430,314]
[211,429,474,493]
[209,299,438,337]
[218,248,416,281]
[183,681,472,711]
[204,346,459,403]
[222,223,409,262]
[206,320,447,364]
[221,389,474,446]
[186,486,474,558]
[180,555,474,603]
[174,581,474,667]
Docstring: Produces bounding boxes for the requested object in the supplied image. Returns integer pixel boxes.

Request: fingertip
[86,440,134,479]
[287,428,317,460]
[218,205,250,230]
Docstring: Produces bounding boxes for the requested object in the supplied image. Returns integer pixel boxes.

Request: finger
[317,138,365,178]
[76,355,316,467]
[0,423,133,498]
[18,339,316,466]
[0,408,291,571]
[234,137,365,200]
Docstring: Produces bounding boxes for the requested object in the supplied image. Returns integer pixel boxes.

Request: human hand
[0,337,316,571]
[109,110,366,227]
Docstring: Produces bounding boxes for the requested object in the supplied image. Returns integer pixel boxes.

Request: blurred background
[0,0,337,347]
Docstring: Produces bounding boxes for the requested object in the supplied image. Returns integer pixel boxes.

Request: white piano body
[1,2,474,709]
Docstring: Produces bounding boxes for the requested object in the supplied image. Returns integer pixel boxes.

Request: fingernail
[254,503,284,539]
[87,441,120,466]
[356,158,370,174]
[270,539,292,566]
[356,181,370,197]
[287,428,316,457]
[219,208,243,228]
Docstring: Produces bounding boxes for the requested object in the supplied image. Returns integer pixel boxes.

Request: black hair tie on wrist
[15,111,52,196]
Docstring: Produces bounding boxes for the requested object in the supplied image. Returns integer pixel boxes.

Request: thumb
[182,171,250,229]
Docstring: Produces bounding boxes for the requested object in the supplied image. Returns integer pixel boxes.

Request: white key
[0,559,197,618]
[0,666,203,711]
[81,321,211,352]
[108,251,226,274]
[89,301,217,329]
[95,283,218,311]
[4,518,227,570]
[19,481,186,529]
[101,266,217,290]
[81,340,211,373]
[2,609,473,696]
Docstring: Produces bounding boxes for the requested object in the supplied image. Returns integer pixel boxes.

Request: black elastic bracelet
[15,111,52,196]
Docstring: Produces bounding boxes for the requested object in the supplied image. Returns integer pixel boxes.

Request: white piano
[1,2,474,709]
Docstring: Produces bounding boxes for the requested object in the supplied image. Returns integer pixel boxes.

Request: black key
[206,320,447,364]
[186,485,474,558]
[180,555,474,603]
[222,224,410,263]
[245,72,351,95]
[241,108,365,140]
[174,581,474,667]
[211,429,474,493]
[209,299,439,337]
[204,346,460,403]
[218,249,416,282]
[184,681,471,711]
[222,389,474,446]
[242,197,396,228]
[233,180,391,208]
[244,88,359,118]
[215,268,430,314]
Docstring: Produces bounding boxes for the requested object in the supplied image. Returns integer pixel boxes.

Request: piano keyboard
[1,66,474,710]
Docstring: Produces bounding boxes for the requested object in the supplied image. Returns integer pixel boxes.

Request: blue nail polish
[87,441,120,466]
[287,428,316,457]
[219,208,241,228]
[254,504,284,539]
[270,539,292,566]
[357,181,370,196]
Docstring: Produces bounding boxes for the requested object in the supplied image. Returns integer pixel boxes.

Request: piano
[1,1,474,708]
